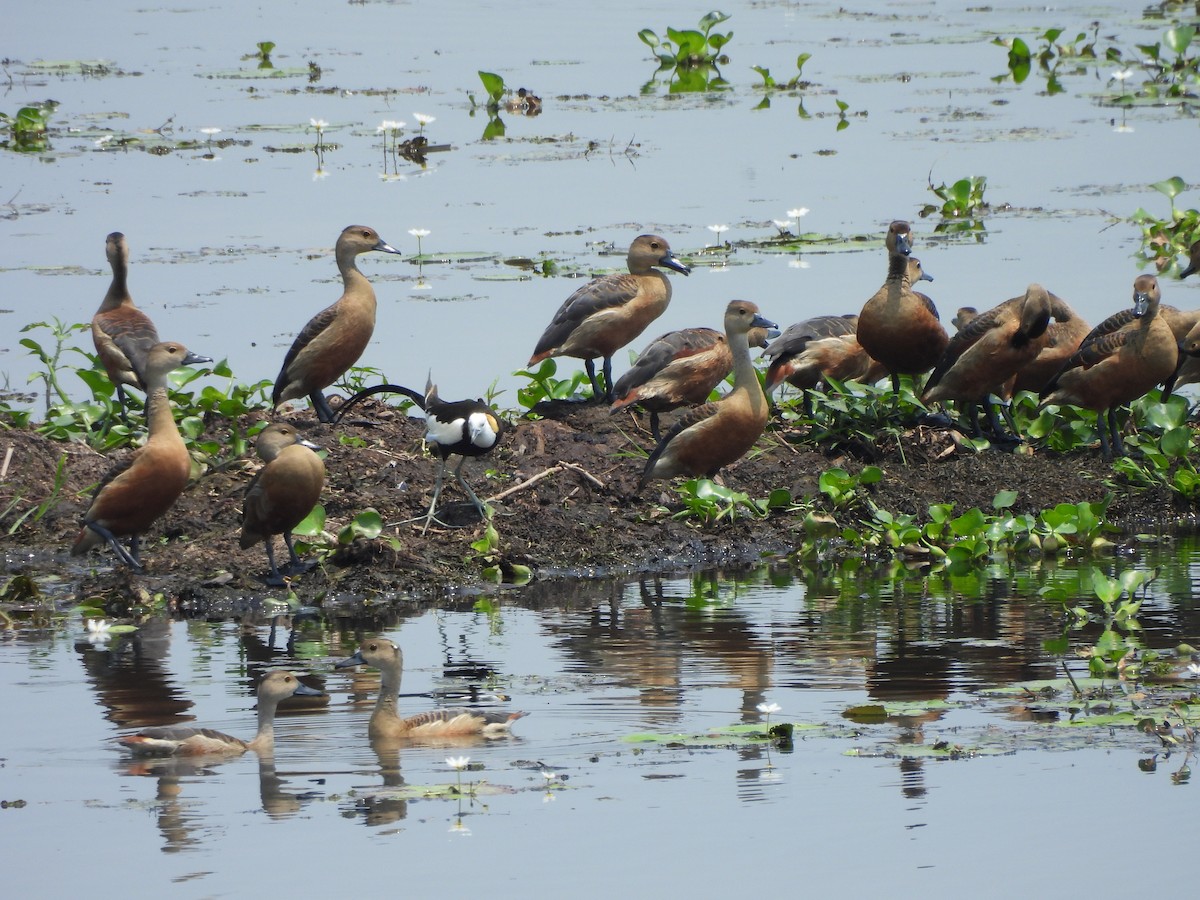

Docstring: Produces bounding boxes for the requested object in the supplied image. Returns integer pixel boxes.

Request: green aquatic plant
[1130,176,1199,275]
[252,41,275,69]
[467,510,531,584]
[639,11,732,69]
[922,174,988,219]
[751,53,812,90]
[1043,567,1155,680]
[0,100,58,152]
[514,359,594,409]
[475,71,506,109]
[666,478,788,526]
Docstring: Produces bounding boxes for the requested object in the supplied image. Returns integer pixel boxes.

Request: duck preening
[1039,275,1178,459]
[71,342,212,569]
[272,226,401,423]
[640,300,776,488]
[240,423,326,586]
[91,231,161,425]
[610,321,773,440]
[762,313,885,402]
[116,670,323,756]
[332,377,502,533]
[335,638,527,739]
[923,284,1053,441]
[527,234,691,403]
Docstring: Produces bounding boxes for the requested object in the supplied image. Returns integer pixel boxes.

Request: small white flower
[413,112,436,127]
[86,619,112,644]
[377,120,405,133]
[310,118,329,130]
[1112,123,1135,134]
[1110,68,1134,82]
[1187,663,1200,677]
[773,219,795,231]
[446,756,470,770]
[542,770,558,783]
[788,259,811,269]
[787,207,810,219]
[199,127,221,136]
[94,134,113,148]
[756,702,781,715]
[708,224,728,235]
[408,228,431,238]
[312,167,329,181]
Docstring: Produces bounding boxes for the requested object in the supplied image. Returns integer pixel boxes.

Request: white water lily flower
[310,118,329,130]
[408,228,431,238]
[788,259,811,269]
[86,619,112,643]
[446,756,470,770]
[787,207,810,219]
[413,112,436,127]
[1188,663,1200,677]
[708,224,728,235]
[756,702,781,715]
[94,134,113,148]
[773,219,795,231]
[1110,68,1134,82]
[377,120,405,133]
[199,127,221,136]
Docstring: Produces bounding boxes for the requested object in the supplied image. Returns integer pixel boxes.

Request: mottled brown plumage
[240,423,326,585]
[91,232,161,424]
[611,323,771,439]
[856,221,947,394]
[924,284,1052,438]
[335,638,527,740]
[762,314,885,395]
[1040,275,1178,459]
[71,342,212,569]
[117,670,323,756]
[273,226,401,422]
[528,234,691,401]
[1010,294,1090,396]
[639,300,776,487]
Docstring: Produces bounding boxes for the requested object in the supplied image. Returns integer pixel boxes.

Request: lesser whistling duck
[923,284,1053,439]
[855,219,947,395]
[71,342,212,569]
[610,322,773,440]
[117,670,323,757]
[335,638,527,739]
[91,232,161,425]
[332,376,503,533]
[527,234,691,402]
[1010,294,1091,396]
[1169,312,1200,390]
[272,226,402,423]
[239,423,326,586]
[1040,275,1178,459]
[762,313,886,399]
[639,300,776,488]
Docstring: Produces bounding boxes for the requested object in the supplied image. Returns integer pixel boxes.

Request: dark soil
[1,396,1193,611]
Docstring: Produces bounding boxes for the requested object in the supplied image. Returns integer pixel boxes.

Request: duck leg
[262,540,287,587]
[309,391,337,424]
[601,356,614,403]
[584,359,603,401]
[1107,407,1125,458]
[84,522,144,570]
[650,410,662,442]
[114,384,131,427]
[1097,408,1114,460]
[281,533,316,576]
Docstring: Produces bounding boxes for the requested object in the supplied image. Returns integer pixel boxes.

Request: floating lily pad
[349,781,519,801]
[199,68,312,80]
[624,721,844,749]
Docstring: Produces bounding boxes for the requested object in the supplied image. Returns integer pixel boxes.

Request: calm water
[3,1,1200,895]
[3,561,1199,896]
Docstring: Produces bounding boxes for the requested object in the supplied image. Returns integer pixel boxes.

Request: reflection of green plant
[248,41,275,69]
[1043,567,1155,680]
[639,11,732,68]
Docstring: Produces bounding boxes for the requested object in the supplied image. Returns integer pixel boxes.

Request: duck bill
[751,313,779,332]
[291,682,325,698]
[1132,291,1150,317]
[660,252,691,276]
[918,269,934,283]
[183,352,214,366]
[299,439,321,451]
[334,651,367,669]
[374,240,403,255]
[894,233,913,256]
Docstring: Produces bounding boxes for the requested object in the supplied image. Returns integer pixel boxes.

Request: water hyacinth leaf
[1164,26,1194,56]
[1150,176,1187,201]
[993,489,1018,510]
[478,71,505,102]
[638,29,660,49]
[292,504,326,537]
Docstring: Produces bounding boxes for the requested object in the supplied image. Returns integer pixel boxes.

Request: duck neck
[245,698,280,753]
[100,272,130,313]
[336,248,371,295]
[730,330,767,417]
[372,662,404,727]
[886,251,908,282]
[143,385,179,443]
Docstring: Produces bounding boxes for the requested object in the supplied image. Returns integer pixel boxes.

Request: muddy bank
[1,396,1190,610]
